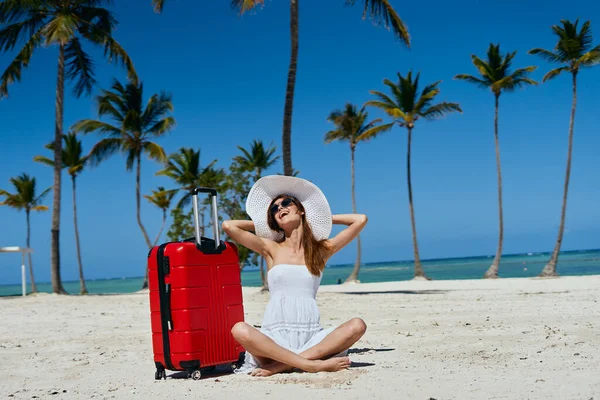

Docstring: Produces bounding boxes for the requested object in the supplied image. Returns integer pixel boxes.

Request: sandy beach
[1,275,599,400]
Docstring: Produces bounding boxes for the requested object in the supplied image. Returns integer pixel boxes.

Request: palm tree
[140,186,176,288]
[156,147,218,209]
[528,19,600,277]
[234,140,279,291]
[325,103,392,283]
[227,0,410,176]
[454,44,538,279]
[365,71,462,280]
[34,132,90,294]
[0,0,137,294]
[145,187,177,246]
[72,78,175,255]
[0,174,51,294]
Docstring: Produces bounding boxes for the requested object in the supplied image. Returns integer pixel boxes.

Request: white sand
[1,275,599,399]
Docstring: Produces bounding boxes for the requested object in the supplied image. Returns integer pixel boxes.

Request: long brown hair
[267,195,330,276]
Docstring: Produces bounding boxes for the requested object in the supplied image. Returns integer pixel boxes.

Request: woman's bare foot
[250,361,292,377]
[250,357,351,377]
[307,356,351,373]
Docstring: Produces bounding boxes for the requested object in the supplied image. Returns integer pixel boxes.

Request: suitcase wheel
[155,365,166,380]
[187,369,202,380]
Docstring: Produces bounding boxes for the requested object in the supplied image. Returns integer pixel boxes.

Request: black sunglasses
[270,198,295,215]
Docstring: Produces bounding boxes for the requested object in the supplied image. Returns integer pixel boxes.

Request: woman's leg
[231,322,350,374]
[251,318,367,376]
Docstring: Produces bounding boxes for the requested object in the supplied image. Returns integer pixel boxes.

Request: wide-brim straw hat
[245,175,332,242]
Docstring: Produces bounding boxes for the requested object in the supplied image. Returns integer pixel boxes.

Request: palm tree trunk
[282,0,299,176]
[540,72,578,277]
[484,94,503,279]
[136,155,153,250]
[72,176,88,294]
[407,127,428,280]
[51,43,66,294]
[152,210,167,246]
[137,155,153,291]
[26,209,38,293]
[345,145,361,283]
[142,209,167,290]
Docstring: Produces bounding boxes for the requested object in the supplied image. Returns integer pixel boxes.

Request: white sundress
[233,264,348,374]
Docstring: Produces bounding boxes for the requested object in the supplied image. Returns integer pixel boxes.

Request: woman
[222,175,368,377]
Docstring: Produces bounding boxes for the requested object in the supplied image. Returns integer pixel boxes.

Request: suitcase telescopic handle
[191,187,220,249]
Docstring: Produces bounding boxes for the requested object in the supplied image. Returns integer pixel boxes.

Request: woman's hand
[326,213,368,256]
[222,220,272,257]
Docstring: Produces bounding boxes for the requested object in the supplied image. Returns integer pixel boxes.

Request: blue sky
[1,0,599,285]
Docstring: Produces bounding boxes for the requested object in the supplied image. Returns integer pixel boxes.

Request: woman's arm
[326,214,368,255]
[222,220,272,257]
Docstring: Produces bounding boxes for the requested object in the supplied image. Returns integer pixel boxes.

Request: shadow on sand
[340,289,448,295]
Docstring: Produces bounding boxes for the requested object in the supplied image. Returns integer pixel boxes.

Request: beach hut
[0,246,33,296]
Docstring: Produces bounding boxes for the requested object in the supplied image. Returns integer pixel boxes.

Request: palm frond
[87,138,122,167]
[65,37,97,98]
[420,102,462,121]
[230,0,265,15]
[143,141,167,163]
[356,122,394,142]
[0,14,46,52]
[146,116,175,137]
[125,148,137,171]
[96,93,124,121]
[528,48,562,63]
[414,80,441,111]
[454,74,490,90]
[0,0,46,24]
[152,0,165,13]
[80,24,138,83]
[542,66,569,82]
[79,5,117,33]
[324,129,347,143]
[577,45,600,67]
[142,91,174,128]
[71,119,122,136]
[34,186,52,204]
[345,0,410,46]
[33,155,54,167]
[471,55,495,79]
[0,28,43,98]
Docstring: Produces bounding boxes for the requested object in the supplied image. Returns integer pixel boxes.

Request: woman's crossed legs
[231,318,367,377]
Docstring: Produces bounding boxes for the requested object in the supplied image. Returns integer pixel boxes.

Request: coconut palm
[0,174,51,294]
[156,147,218,209]
[145,187,177,246]
[234,140,279,291]
[454,44,538,279]
[34,132,90,294]
[528,19,600,277]
[365,71,462,280]
[0,0,137,294]
[140,186,176,288]
[325,103,392,283]
[72,78,175,254]
[226,0,410,176]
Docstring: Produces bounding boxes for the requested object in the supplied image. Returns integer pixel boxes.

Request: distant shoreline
[3,246,599,288]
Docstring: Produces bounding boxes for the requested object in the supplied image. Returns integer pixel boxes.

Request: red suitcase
[148,187,246,380]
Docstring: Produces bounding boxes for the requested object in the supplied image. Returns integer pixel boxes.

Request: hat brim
[245,175,332,242]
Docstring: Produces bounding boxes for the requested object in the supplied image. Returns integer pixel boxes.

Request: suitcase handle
[191,187,220,249]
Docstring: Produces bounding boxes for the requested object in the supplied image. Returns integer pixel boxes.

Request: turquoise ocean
[1,249,599,296]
